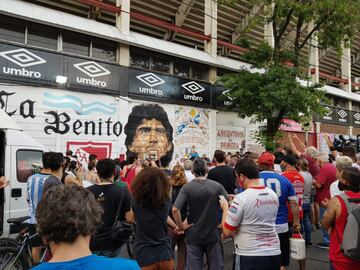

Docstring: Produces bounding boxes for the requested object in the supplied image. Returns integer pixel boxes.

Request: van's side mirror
[11,188,22,198]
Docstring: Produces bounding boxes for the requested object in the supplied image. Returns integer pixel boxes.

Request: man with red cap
[258,152,300,270]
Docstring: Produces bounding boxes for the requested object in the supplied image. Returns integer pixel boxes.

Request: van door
[8,147,42,234]
[0,130,5,236]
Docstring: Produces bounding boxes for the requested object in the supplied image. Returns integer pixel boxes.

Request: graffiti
[216,126,245,152]
[43,92,116,115]
[124,104,173,160]
[174,107,209,157]
[0,90,35,118]
[44,111,122,136]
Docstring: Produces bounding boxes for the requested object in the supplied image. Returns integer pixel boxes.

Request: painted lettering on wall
[0,90,122,137]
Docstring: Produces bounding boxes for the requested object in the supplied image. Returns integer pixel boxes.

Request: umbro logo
[136,73,165,87]
[324,107,333,116]
[73,61,110,78]
[0,48,46,79]
[354,113,360,121]
[0,48,46,67]
[222,90,235,101]
[74,61,110,88]
[182,81,205,95]
[338,110,347,119]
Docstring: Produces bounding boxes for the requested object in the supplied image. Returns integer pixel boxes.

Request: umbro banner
[0,43,63,84]
[316,105,351,126]
[0,42,124,95]
[128,68,211,107]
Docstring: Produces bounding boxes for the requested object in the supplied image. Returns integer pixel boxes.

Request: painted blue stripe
[43,92,83,103]
[43,101,81,113]
[82,101,116,111]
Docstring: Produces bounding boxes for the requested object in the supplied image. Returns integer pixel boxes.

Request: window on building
[327,95,348,108]
[0,15,25,44]
[191,64,208,81]
[352,101,360,111]
[174,60,190,78]
[62,30,90,56]
[27,23,58,50]
[92,38,117,62]
[16,150,43,183]
[152,56,170,73]
[130,50,150,69]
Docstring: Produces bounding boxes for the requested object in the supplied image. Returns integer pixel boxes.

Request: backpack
[336,193,360,261]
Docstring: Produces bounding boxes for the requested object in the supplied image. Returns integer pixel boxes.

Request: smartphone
[218,195,226,201]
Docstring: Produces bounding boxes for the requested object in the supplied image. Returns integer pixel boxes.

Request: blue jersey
[259,171,296,226]
[27,173,50,224]
[33,255,140,270]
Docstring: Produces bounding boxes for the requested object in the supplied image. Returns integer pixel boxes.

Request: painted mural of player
[124,104,174,161]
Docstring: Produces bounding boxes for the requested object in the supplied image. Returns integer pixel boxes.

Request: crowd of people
[1,134,360,270]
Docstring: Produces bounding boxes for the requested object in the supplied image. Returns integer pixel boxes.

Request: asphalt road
[223,229,330,270]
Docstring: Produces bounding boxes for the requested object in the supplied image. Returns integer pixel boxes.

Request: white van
[0,109,46,237]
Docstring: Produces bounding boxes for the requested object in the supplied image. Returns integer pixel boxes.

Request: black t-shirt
[42,175,62,195]
[133,199,173,267]
[207,165,236,194]
[174,179,228,245]
[170,184,187,220]
[87,184,132,251]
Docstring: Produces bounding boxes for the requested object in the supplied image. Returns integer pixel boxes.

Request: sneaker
[316,243,329,249]
[312,224,316,231]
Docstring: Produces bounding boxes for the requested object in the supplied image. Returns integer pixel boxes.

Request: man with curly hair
[125,104,174,161]
[32,185,139,270]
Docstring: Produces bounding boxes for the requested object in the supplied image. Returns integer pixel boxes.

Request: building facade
[0,0,360,159]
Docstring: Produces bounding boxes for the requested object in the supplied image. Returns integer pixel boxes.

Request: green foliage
[219,0,360,150]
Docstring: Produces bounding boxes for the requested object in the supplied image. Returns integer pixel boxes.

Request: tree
[220,0,360,150]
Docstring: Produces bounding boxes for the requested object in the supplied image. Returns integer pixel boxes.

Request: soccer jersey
[27,173,51,224]
[224,187,281,256]
[282,170,305,222]
[259,171,297,233]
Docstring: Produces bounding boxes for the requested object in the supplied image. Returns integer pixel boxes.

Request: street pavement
[223,229,330,270]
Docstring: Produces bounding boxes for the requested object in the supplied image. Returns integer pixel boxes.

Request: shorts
[278,231,290,267]
[27,224,42,248]
[233,254,281,270]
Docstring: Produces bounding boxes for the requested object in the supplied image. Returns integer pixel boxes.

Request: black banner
[351,110,360,128]
[66,57,122,93]
[0,43,63,84]
[128,68,211,107]
[0,42,123,95]
[128,68,179,101]
[316,105,351,126]
[212,85,235,108]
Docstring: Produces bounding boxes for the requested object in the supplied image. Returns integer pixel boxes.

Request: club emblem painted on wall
[67,141,112,161]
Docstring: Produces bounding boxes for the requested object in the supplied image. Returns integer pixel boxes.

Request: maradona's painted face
[128,118,172,160]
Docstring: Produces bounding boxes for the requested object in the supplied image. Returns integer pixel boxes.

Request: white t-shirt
[330,180,342,198]
[185,170,194,182]
[224,186,281,256]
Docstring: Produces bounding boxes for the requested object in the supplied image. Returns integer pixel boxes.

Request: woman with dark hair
[169,165,187,270]
[131,167,176,270]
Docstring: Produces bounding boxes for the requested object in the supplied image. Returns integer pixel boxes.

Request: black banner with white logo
[0,43,63,84]
[0,42,123,95]
[128,68,178,102]
[316,105,351,126]
[212,85,235,108]
[351,110,360,128]
[178,78,210,106]
[128,68,211,107]
[66,58,123,93]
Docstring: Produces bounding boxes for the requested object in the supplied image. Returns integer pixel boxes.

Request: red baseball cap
[258,152,275,166]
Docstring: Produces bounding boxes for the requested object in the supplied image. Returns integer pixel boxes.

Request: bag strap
[113,188,125,225]
[124,165,136,179]
[338,193,354,214]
